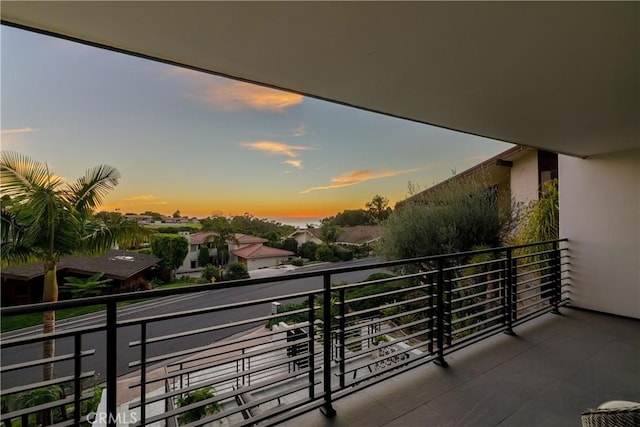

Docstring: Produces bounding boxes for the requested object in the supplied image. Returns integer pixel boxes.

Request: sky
[1,25,512,227]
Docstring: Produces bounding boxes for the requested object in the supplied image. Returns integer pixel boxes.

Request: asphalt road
[1,259,383,389]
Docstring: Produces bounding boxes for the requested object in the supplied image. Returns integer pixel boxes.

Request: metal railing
[0,239,569,426]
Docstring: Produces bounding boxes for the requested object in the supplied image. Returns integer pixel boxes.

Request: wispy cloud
[241,141,313,158]
[123,194,161,202]
[284,159,303,169]
[291,123,307,137]
[1,127,39,145]
[241,141,315,169]
[186,78,303,112]
[300,168,422,194]
[1,127,38,135]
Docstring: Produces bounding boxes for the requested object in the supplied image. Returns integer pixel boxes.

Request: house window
[190,261,197,269]
[191,244,198,252]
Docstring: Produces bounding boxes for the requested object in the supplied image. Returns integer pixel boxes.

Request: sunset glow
[1,26,512,225]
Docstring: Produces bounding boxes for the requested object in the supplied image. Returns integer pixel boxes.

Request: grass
[0,280,202,333]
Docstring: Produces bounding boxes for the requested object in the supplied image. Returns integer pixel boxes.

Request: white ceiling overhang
[2,1,638,158]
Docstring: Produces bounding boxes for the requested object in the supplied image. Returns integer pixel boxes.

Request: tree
[0,151,149,381]
[60,272,113,298]
[280,237,299,255]
[197,246,210,267]
[366,194,392,224]
[380,175,514,265]
[150,235,189,279]
[142,210,163,221]
[172,209,181,218]
[333,209,371,226]
[201,217,237,267]
[319,220,340,244]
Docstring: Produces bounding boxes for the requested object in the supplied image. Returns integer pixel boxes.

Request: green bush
[315,244,334,262]
[227,262,250,280]
[201,264,221,282]
[299,241,318,260]
[291,258,304,267]
[280,237,299,254]
[334,246,354,261]
[380,174,515,270]
[176,387,220,425]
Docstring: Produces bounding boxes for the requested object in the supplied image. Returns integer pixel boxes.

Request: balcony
[1,240,637,426]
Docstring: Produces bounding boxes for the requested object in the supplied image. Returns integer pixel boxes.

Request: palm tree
[1,151,149,380]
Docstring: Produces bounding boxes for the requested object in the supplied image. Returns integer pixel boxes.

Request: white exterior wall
[559,148,640,318]
[510,150,539,208]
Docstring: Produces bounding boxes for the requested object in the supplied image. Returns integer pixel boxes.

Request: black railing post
[338,288,346,389]
[140,321,147,424]
[427,271,434,355]
[320,273,336,417]
[504,248,515,335]
[73,333,82,426]
[435,257,449,368]
[106,301,117,427]
[308,294,316,400]
[551,241,561,314]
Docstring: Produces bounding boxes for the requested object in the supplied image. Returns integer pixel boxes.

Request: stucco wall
[559,148,639,318]
[510,150,539,208]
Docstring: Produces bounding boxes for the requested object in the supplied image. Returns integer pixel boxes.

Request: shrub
[315,244,334,262]
[175,387,220,425]
[334,246,354,261]
[280,237,299,254]
[201,264,221,283]
[298,241,318,260]
[291,258,304,267]
[380,174,515,268]
[227,262,250,280]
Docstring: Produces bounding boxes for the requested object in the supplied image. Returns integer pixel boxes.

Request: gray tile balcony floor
[282,308,639,427]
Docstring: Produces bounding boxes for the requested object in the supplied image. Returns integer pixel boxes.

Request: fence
[0,239,569,426]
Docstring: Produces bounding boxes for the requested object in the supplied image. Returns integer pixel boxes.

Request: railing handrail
[0,239,568,317]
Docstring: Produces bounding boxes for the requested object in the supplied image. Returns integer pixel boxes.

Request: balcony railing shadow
[1,240,569,426]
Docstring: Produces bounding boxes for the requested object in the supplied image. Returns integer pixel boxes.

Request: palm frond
[64,164,120,214]
[0,151,61,197]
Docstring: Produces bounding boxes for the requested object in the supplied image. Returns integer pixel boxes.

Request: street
[1,259,383,388]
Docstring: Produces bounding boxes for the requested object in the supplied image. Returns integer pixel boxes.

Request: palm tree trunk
[42,261,58,381]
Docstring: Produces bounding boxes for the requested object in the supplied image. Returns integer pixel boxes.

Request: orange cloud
[193,81,303,112]
[300,168,421,194]
[241,141,313,158]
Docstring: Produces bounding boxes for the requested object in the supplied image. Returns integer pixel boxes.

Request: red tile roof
[232,243,294,259]
[188,231,219,244]
[233,233,268,244]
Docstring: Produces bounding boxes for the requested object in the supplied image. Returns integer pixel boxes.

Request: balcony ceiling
[2,2,638,158]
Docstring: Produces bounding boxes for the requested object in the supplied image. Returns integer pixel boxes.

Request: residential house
[178,231,287,272]
[231,244,295,271]
[288,228,323,247]
[0,250,160,306]
[288,226,381,248]
[399,145,558,213]
[335,225,381,247]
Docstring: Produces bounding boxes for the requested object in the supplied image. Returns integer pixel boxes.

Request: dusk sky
[1,25,512,226]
